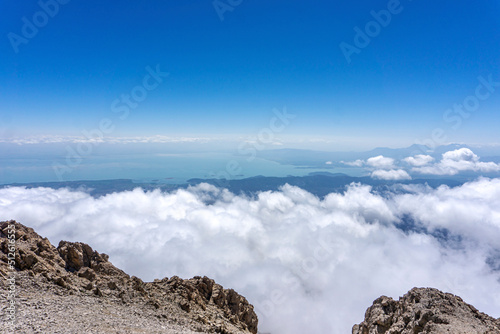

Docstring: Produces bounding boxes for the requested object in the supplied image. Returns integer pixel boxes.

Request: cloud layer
[0,135,217,145]
[403,154,435,167]
[412,148,500,175]
[371,169,411,180]
[366,155,395,169]
[343,148,500,179]
[1,180,500,333]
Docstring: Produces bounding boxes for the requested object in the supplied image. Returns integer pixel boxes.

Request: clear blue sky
[1,0,499,149]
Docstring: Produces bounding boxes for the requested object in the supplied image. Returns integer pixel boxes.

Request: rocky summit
[353,287,500,334]
[0,220,258,334]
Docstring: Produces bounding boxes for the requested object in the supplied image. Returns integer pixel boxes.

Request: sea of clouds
[1,178,500,333]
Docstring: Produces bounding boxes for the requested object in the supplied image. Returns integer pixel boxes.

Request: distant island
[1,172,464,198]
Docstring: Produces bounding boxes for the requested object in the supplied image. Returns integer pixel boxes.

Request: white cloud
[1,181,500,333]
[371,169,412,180]
[394,178,500,248]
[342,159,364,167]
[444,148,478,161]
[0,135,215,145]
[325,161,332,165]
[404,154,434,167]
[366,155,395,169]
[413,148,500,175]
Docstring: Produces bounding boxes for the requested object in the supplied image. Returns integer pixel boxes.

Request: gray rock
[353,287,500,334]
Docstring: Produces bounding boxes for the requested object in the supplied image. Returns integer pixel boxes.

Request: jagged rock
[77,267,96,281]
[353,287,500,334]
[146,275,259,333]
[0,220,258,334]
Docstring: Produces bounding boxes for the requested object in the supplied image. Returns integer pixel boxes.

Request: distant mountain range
[4,143,498,197]
[257,143,500,168]
[1,172,464,198]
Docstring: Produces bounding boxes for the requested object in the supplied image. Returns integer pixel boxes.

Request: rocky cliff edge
[0,220,258,334]
[353,287,500,334]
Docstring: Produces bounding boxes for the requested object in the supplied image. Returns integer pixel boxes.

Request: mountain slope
[353,287,500,334]
[0,221,258,334]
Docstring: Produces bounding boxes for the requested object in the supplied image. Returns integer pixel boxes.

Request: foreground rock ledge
[353,287,500,334]
[0,220,258,334]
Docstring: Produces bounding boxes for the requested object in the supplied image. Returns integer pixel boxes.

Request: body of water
[0,152,365,184]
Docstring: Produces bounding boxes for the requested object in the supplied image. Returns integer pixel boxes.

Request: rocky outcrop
[353,287,500,334]
[0,220,257,334]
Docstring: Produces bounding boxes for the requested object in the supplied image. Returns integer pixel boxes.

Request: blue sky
[1,0,499,149]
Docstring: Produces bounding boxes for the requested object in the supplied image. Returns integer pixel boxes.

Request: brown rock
[353,287,500,334]
[0,220,258,334]
[77,267,96,281]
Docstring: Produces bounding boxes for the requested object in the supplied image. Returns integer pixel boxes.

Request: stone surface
[0,220,258,334]
[353,287,500,334]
